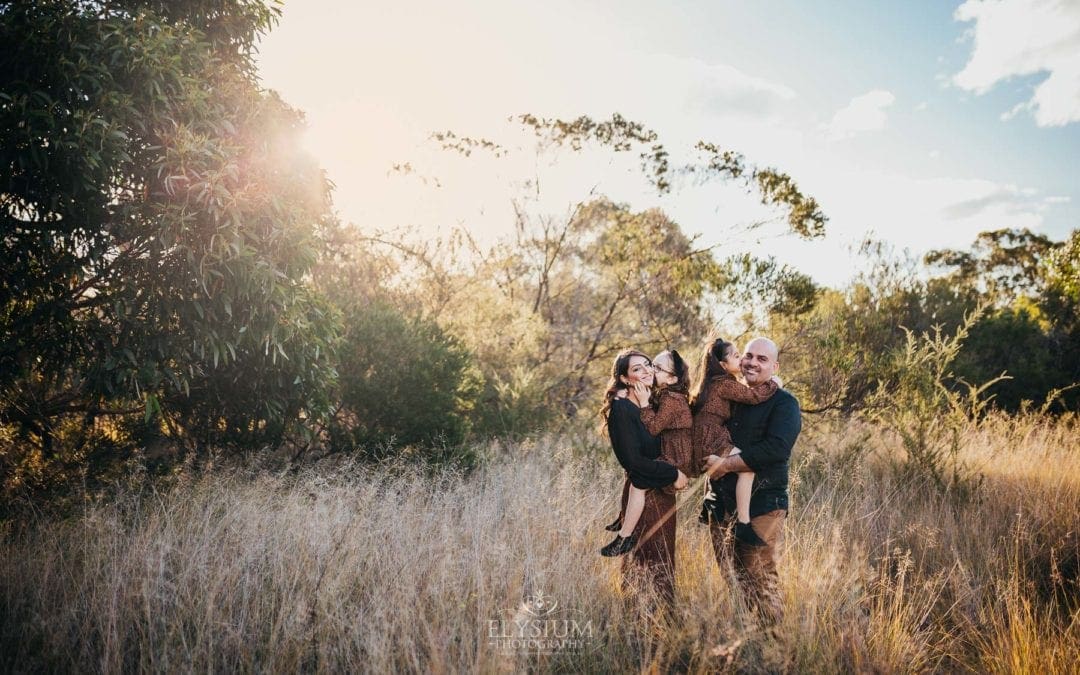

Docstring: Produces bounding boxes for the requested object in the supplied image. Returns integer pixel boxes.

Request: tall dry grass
[1,413,1078,673]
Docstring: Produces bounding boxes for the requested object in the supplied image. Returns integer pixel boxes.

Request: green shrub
[330,303,478,457]
[866,309,996,503]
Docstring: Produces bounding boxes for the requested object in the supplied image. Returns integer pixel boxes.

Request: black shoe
[600,534,637,557]
[604,516,622,532]
[699,492,718,525]
[734,520,767,547]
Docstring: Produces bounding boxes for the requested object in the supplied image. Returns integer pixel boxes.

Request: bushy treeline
[769,230,1080,416]
[2,1,1078,510]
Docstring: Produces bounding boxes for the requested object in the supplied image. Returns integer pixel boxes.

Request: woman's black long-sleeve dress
[607,397,678,604]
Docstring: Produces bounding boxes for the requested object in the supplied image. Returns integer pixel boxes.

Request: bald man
[702,337,802,628]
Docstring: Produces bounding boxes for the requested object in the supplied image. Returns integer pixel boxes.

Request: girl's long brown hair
[598,349,650,433]
[689,337,734,413]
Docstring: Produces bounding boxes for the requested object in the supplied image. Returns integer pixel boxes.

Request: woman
[602,349,694,557]
[600,349,688,605]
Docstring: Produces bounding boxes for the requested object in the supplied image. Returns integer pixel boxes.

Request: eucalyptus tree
[373,114,829,428]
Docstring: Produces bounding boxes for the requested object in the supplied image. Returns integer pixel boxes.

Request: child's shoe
[600,534,637,557]
[699,489,718,524]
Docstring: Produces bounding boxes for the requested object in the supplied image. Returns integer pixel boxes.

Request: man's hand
[702,454,725,477]
[674,470,689,490]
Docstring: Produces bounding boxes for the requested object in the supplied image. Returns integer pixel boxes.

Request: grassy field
[1,413,1078,673]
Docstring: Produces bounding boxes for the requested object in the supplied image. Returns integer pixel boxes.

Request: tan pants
[709,509,786,625]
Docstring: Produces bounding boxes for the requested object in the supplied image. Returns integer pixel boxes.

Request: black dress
[607,397,678,605]
[607,398,678,489]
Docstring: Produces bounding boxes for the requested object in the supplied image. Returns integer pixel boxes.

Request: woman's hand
[674,470,689,490]
[631,381,651,408]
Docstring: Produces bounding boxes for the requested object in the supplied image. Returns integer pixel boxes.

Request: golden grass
[1,413,1078,673]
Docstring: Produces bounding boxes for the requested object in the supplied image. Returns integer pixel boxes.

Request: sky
[256,0,1080,288]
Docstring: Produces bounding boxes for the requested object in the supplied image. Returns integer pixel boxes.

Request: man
[702,337,802,626]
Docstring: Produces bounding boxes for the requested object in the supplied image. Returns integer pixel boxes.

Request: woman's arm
[609,401,679,489]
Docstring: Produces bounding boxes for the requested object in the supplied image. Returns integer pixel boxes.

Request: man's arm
[704,452,751,477]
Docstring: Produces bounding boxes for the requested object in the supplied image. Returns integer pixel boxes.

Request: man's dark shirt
[710,388,802,518]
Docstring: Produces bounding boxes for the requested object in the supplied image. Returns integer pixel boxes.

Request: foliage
[329,301,478,456]
[518,113,670,191]
[927,228,1080,411]
[925,228,1061,306]
[769,232,1079,416]
[691,141,828,239]
[515,114,828,238]
[767,242,975,413]
[313,225,493,446]
[951,303,1064,412]
[718,253,820,319]
[866,309,997,502]
[1043,229,1080,307]
[383,198,730,424]
[0,1,337,476]
[377,114,830,426]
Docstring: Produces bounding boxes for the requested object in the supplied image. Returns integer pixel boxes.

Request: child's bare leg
[617,476,630,522]
[729,447,754,524]
[601,484,645,556]
[735,472,754,524]
[619,485,646,538]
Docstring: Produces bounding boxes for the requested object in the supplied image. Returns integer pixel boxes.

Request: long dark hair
[599,348,650,430]
[689,337,734,413]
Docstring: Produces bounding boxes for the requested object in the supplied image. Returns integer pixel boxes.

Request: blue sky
[257,0,1080,287]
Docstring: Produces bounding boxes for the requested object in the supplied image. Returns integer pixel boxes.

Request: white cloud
[940,182,1042,220]
[671,56,797,118]
[826,90,896,140]
[836,176,1039,244]
[953,0,1080,127]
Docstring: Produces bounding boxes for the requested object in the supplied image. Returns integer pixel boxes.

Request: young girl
[602,349,693,557]
[691,338,780,543]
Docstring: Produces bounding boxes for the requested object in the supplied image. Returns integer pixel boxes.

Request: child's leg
[728,447,754,524]
[619,485,646,538]
[735,472,754,524]
[605,477,631,530]
[618,476,630,522]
